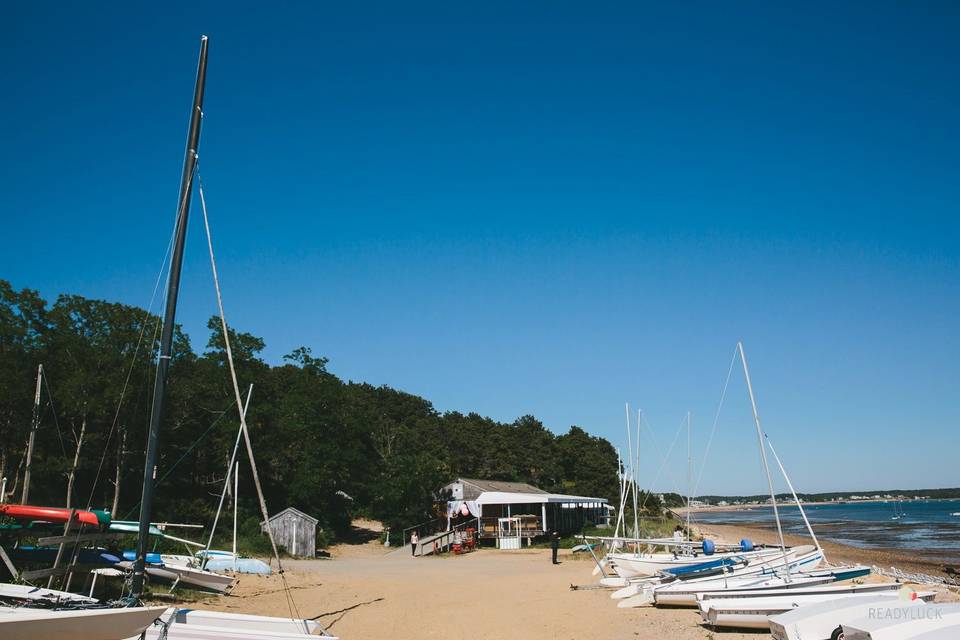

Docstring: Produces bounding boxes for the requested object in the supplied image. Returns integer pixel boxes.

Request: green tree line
[1,279,633,543]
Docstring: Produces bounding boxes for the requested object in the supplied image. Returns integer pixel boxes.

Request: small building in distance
[441,477,609,543]
[261,507,318,558]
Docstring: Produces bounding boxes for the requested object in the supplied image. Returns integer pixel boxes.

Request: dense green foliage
[0,280,624,546]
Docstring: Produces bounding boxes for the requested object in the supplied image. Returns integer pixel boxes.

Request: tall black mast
[131,35,209,599]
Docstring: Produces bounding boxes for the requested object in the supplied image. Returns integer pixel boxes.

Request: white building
[441,477,609,541]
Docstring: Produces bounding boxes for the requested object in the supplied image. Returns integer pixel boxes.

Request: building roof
[447,478,607,505]
[261,506,318,525]
[474,491,607,505]
[458,478,548,495]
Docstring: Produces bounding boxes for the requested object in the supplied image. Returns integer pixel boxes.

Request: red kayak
[0,504,101,527]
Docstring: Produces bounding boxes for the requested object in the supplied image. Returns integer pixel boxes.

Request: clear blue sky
[2,3,957,494]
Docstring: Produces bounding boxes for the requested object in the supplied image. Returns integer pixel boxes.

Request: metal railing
[400,516,448,550]
[414,517,480,556]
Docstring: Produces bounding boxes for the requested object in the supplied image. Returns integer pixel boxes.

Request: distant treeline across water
[697,488,960,503]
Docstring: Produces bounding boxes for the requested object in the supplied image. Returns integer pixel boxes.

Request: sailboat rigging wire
[738,341,791,581]
[764,434,823,555]
[198,174,307,629]
[692,344,739,499]
[82,216,178,511]
[625,404,639,538]
[636,413,687,512]
[119,404,232,521]
[38,368,67,456]
[202,384,253,563]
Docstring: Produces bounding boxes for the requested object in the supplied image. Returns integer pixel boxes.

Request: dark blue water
[692,499,960,564]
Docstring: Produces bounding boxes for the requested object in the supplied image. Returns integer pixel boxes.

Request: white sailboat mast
[686,410,691,535]
[634,408,641,540]
[737,341,791,581]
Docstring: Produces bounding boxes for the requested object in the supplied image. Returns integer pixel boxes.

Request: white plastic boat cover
[841,603,960,640]
[0,582,98,604]
[769,594,929,640]
[703,592,904,630]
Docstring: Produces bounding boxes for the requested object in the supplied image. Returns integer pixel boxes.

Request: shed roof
[261,506,318,525]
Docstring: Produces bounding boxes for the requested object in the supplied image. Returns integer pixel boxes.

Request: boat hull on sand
[608,546,783,578]
[700,584,906,630]
[617,547,826,608]
[0,582,98,605]
[768,594,929,640]
[841,604,960,640]
[0,605,167,640]
[652,574,837,607]
[129,608,337,638]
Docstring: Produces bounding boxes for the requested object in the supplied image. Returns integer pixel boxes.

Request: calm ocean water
[692,499,960,564]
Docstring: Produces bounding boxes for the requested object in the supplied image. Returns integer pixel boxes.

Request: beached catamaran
[603,343,896,615]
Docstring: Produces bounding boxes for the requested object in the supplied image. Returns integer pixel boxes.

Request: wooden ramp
[414,530,456,556]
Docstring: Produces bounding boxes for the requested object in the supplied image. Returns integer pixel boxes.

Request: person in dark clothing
[550,531,560,564]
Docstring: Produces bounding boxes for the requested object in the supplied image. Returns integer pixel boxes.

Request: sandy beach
[179,522,958,640]
[195,546,754,640]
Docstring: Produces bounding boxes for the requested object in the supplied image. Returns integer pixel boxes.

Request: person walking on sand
[551,531,560,565]
[410,531,419,557]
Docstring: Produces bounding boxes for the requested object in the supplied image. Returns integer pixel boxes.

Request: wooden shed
[260,507,318,558]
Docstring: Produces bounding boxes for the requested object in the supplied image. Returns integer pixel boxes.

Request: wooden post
[46,509,75,589]
[65,417,87,508]
[0,546,19,579]
[111,428,126,516]
[21,364,43,505]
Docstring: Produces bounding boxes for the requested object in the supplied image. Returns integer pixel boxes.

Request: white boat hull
[608,546,783,578]
[0,605,167,640]
[841,604,960,640]
[701,586,904,630]
[655,574,836,606]
[769,594,930,640]
[0,582,98,605]
[163,565,236,593]
[135,608,337,638]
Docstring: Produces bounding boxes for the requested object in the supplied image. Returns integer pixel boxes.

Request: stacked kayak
[8,546,121,566]
[0,504,108,528]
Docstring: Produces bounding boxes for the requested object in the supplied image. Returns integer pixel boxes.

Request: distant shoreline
[696,521,957,580]
[676,496,960,513]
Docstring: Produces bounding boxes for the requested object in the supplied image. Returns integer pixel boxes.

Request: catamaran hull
[700,586,903,630]
[608,547,783,578]
[840,604,960,640]
[768,595,930,640]
[654,575,836,607]
[164,564,236,592]
[0,605,167,640]
[0,582,98,605]
[132,608,337,638]
[616,547,824,608]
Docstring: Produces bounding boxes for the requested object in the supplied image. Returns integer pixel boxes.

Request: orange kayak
[0,504,101,527]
